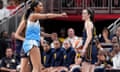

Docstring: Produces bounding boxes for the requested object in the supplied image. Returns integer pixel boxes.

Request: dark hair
[0,31,6,38]
[86,8,94,22]
[0,0,3,5]
[44,41,50,46]
[6,47,13,51]
[24,1,40,20]
[0,31,4,38]
[53,40,62,46]
[102,27,110,35]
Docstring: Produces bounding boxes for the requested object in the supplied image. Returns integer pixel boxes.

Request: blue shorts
[22,40,40,56]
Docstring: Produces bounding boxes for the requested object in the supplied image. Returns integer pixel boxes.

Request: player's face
[36,2,43,12]
[82,9,89,21]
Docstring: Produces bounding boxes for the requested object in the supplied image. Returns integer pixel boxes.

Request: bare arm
[29,13,67,21]
[83,22,93,51]
[0,67,11,71]
[0,67,16,72]
[103,32,111,43]
[15,18,26,41]
[41,32,51,37]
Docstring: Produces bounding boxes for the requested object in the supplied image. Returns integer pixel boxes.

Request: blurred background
[0,0,120,72]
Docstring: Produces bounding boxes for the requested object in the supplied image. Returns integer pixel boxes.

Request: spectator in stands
[111,35,119,43]
[0,31,11,59]
[116,26,120,43]
[10,32,16,52]
[62,40,78,72]
[52,40,64,66]
[50,33,59,48]
[99,27,111,43]
[65,28,79,48]
[62,0,75,7]
[63,40,76,68]
[42,41,54,67]
[59,28,66,43]
[112,42,120,69]
[0,31,9,39]
[41,41,55,72]
[69,52,81,72]
[0,48,19,72]
[51,40,68,72]
[1,0,7,7]
[0,0,10,21]
[6,0,17,11]
[14,0,22,6]
[95,50,106,72]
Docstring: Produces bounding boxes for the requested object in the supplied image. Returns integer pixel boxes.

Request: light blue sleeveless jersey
[25,20,40,41]
[22,20,40,54]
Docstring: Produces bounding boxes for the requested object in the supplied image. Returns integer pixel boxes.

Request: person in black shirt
[0,31,11,59]
[0,48,19,72]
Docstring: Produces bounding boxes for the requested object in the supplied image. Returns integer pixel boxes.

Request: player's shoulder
[85,21,93,29]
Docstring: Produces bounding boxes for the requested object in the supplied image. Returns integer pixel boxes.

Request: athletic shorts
[22,40,40,56]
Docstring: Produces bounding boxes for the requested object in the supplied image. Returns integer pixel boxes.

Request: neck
[69,35,74,38]
[45,49,49,53]
[6,56,12,58]
[66,47,70,50]
[85,18,91,22]
[115,50,119,54]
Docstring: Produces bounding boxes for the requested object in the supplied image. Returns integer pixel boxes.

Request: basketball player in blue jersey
[81,8,97,72]
[15,1,67,72]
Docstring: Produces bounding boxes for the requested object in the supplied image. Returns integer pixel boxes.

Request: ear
[34,6,37,10]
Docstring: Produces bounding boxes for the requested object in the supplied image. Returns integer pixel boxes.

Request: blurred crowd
[0,0,120,21]
[0,25,120,72]
[0,0,24,21]
[62,0,120,7]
